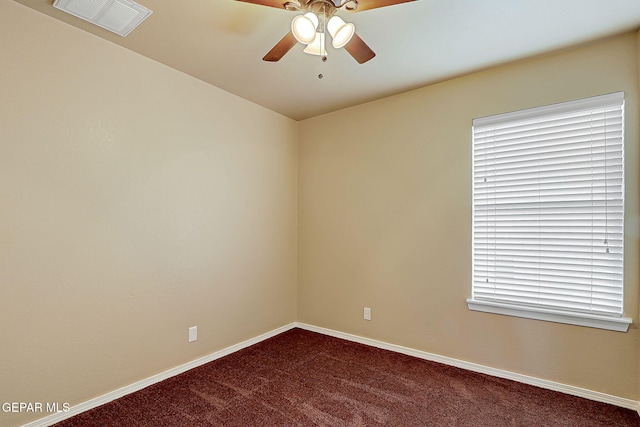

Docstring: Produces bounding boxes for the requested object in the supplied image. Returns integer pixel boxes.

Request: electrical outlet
[188,326,197,343]
[364,307,371,321]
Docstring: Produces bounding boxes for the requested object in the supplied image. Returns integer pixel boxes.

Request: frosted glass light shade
[291,12,319,44]
[303,33,327,56]
[327,16,355,48]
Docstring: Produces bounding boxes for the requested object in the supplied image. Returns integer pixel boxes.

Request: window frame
[467,93,632,332]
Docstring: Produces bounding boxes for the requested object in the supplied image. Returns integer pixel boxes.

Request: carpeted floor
[54,328,640,426]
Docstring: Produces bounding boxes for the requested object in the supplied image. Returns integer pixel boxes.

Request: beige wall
[638,28,640,411]
[299,32,639,400]
[0,3,297,426]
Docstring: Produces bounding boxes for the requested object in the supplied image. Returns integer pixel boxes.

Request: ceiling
[13,0,640,120]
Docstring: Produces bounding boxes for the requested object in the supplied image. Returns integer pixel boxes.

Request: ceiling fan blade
[234,0,289,10]
[350,0,416,12]
[344,33,376,64]
[263,32,298,62]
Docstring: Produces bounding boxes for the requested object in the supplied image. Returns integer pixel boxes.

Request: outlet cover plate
[188,326,197,342]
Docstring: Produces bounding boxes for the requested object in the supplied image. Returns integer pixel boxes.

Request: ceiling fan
[234,0,417,64]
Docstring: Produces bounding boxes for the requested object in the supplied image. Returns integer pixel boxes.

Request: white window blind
[468,92,631,332]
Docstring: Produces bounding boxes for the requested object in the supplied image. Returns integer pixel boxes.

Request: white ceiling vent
[53,0,152,37]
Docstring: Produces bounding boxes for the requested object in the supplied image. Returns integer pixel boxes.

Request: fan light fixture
[236,0,415,65]
[291,12,319,44]
[291,11,355,58]
[327,16,355,48]
[303,32,327,56]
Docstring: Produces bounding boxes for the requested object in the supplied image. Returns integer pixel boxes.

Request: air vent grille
[53,0,152,37]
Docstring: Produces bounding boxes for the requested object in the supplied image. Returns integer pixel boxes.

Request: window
[468,93,632,332]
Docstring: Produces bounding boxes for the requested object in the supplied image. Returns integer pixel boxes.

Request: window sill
[466,299,632,332]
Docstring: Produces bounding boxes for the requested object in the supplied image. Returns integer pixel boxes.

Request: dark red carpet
[54,328,639,426]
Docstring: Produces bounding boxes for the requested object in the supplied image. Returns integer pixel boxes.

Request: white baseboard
[23,321,637,426]
[296,322,639,411]
[22,323,297,427]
